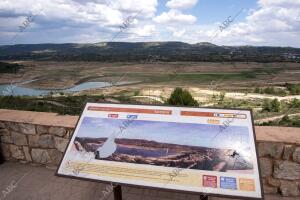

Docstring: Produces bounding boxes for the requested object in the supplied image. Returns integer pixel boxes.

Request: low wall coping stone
[0,109,78,128]
[255,126,300,145]
[0,109,299,145]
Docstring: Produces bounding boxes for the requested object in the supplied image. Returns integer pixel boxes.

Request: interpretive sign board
[56,103,263,199]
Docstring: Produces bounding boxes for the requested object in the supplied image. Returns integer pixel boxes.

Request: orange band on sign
[181,111,214,117]
[87,106,172,115]
[239,178,255,191]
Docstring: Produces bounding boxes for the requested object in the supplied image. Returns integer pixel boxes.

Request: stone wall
[0,109,300,197]
[259,142,300,197]
[0,120,73,167]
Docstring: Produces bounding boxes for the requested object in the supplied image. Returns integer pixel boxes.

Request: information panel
[56,103,263,199]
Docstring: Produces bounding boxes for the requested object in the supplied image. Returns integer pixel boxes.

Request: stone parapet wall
[0,109,299,197]
[0,120,73,167]
[0,109,78,167]
[259,142,300,196]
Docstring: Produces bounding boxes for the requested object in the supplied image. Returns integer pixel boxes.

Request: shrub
[285,83,300,95]
[261,87,287,96]
[262,99,271,112]
[278,115,300,127]
[279,115,291,126]
[167,87,199,106]
[254,87,261,93]
[218,92,225,102]
[0,62,23,74]
[289,98,300,108]
[270,98,281,112]
[264,87,275,94]
[262,98,281,112]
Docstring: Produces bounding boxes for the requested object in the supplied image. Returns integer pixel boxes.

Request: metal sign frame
[56,103,264,200]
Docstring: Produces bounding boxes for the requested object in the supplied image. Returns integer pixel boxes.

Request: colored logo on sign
[220,177,237,190]
[108,114,119,118]
[127,115,138,119]
[203,175,217,188]
[239,178,255,191]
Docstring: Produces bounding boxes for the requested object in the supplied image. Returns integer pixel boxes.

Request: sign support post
[113,184,123,200]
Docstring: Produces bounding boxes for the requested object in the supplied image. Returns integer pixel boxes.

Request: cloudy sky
[0,0,300,47]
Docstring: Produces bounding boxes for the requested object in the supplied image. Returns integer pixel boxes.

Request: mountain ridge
[1,41,300,62]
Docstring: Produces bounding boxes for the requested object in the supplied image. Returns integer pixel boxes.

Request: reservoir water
[0,81,129,96]
[116,146,174,158]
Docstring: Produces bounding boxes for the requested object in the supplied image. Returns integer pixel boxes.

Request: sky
[77,117,250,150]
[0,0,300,47]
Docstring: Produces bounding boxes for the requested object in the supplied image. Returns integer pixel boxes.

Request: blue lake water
[116,146,174,158]
[0,81,125,96]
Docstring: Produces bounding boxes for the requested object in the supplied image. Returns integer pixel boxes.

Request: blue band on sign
[220,176,237,190]
[127,115,138,119]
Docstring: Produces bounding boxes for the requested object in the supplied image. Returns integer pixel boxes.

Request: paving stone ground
[0,162,297,200]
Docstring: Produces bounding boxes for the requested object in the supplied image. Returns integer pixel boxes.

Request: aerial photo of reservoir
[72,116,254,174]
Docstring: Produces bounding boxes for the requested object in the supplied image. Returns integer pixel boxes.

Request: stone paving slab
[0,162,298,200]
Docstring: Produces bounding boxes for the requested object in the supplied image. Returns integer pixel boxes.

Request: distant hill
[0,42,300,62]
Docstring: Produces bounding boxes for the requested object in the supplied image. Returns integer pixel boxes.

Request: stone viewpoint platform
[0,109,300,199]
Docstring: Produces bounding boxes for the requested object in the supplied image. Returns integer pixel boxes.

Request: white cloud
[0,1,157,29]
[1,0,300,47]
[152,0,300,47]
[0,0,158,44]
[154,10,196,24]
[111,0,158,17]
[173,29,185,37]
[166,0,198,10]
[189,0,300,47]
[205,0,300,47]
[258,0,300,7]
[167,27,186,37]
[131,25,156,37]
[152,0,299,47]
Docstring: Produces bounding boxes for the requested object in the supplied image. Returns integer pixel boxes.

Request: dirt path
[225,93,300,101]
[137,87,300,102]
[190,88,300,101]
[254,113,300,123]
[130,96,164,103]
